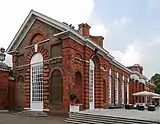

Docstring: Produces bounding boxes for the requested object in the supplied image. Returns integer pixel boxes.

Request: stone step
[69,113,155,123]
[66,116,141,124]
[66,113,158,124]
[69,113,152,123]
[65,119,114,124]
[70,112,157,123]
[13,110,48,117]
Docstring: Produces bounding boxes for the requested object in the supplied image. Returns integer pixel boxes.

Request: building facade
[6,10,132,114]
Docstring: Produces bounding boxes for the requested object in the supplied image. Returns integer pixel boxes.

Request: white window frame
[115,72,119,104]
[108,76,111,104]
[89,59,95,109]
[31,64,43,102]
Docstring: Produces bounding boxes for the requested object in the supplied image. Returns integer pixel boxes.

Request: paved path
[0,113,68,124]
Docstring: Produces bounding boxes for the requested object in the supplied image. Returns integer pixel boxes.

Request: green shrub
[69,92,77,102]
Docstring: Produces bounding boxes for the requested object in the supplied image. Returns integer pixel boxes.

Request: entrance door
[89,60,95,110]
[30,53,43,111]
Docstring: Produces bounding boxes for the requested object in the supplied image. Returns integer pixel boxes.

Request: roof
[6,10,132,74]
[0,62,10,71]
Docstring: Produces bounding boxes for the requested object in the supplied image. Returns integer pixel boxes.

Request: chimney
[78,23,104,48]
[78,23,91,37]
[89,35,104,48]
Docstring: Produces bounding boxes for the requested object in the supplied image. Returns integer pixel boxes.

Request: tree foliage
[151,73,160,93]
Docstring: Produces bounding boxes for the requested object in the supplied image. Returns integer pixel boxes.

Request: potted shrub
[69,92,80,112]
[69,92,77,105]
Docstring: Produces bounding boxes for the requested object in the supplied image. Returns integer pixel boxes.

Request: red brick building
[127,64,156,104]
[6,10,133,114]
[0,48,14,109]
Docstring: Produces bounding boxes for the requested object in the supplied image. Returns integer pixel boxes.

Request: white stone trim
[34,44,38,52]
[43,109,49,111]
[24,108,30,110]
[127,77,130,83]
[109,68,112,76]
[116,72,119,78]
[122,75,125,81]
[100,67,107,72]
[24,108,49,111]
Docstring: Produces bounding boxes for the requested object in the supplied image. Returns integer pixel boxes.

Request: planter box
[137,105,144,110]
[148,105,155,111]
[125,104,133,109]
[69,104,83,112]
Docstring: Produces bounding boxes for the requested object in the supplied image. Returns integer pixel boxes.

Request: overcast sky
[1,0,160,79]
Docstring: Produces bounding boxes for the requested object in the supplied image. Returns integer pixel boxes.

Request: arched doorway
[16,75,25,108]
[30,53,43,111]
[89,59,95,109]
[75,71,82,104]
[50,69,63,109]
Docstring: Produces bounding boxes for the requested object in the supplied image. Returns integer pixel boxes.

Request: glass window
[31,64,43,102]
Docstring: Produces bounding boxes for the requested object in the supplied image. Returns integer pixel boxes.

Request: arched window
[30,33,45,45]
[50,69,63,103]
[108,68,112,104]
[16,75,25,108]
[89,59,95,109]
[30,53,43,110]
[75,71,82,104]
[115,72,119,104]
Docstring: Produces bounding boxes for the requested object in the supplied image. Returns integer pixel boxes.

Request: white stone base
[69,105,80,112]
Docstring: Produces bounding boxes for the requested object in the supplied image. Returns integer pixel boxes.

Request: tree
[150,73,160,94]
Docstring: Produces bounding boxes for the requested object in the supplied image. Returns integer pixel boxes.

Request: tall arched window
[30,53,43,111]
[115,72,119,104]
[108,68,112,104]
[75,71,82,103]
[16,75,25,108]
[89,59,95,109]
